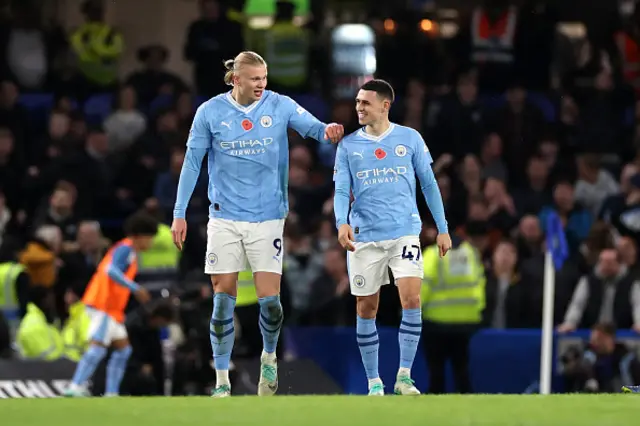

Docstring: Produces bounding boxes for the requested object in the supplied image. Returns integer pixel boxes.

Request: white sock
[368,377,382,388]
[261,350,277,363]
[216,369,230,386]
[398,367,411,378]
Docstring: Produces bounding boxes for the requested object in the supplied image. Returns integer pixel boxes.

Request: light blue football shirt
[174,90,329,222]
[333,123,448,243]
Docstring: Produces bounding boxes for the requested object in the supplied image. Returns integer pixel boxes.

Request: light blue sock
[71,344,107,386]
[105,346,132,395]
[210,293,236,370]
[258,295,283,354]
[356,316,379,380]
[399,308,422,370]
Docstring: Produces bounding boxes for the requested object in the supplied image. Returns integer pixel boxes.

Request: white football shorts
[205,217,285,275]
[347,235,424,296]
[87,308,128,345]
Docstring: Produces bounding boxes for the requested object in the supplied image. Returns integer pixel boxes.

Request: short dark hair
[360,79,395,103]
[593,322,616,337]
[124,212,158,237]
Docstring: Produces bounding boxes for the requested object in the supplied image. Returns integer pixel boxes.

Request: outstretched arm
[281,95,343,144]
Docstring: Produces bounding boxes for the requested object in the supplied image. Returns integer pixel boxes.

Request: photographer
[561,323,640,393]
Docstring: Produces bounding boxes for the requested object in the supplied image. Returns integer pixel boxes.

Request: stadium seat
[18,93,55,125]
[18,93,54,111]
[84,94,113,124]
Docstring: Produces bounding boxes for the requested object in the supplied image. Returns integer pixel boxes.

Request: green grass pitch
[2,395,639,425]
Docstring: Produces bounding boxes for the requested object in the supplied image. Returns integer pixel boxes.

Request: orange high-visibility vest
[471,6,518,64]
[82,238,137,323]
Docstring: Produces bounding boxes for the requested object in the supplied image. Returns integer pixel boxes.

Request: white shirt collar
[225,91,264,114]
[357,123,395,142]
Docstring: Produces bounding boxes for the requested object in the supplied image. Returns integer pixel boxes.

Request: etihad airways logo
[220,137,273,156]
[356,166,407,185]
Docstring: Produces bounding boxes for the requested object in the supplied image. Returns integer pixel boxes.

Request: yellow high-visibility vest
[16,303,64,360]
[421,241,486,324]
[70,22,123,85]
[137,224,180,292]
[237,270,258,307]
[61,302,90,362]
[0,262,22,314]
[263,22,308,87]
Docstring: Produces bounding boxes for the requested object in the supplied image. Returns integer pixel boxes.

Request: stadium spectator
[124,301,176,395]
[599,162,638,221]
[125,45,188,108]
[484,240,529,328]
[558,248,640,333]
[57,220,106,300]
[479,132,508,182]
[18,224,61,289]
[603,172,640,244]
[15,286,62,360]
[103,85,147,156]
[574,153,620,217]
[32,181,79,242]
[491,82,546,186]
[512,155,553,216]
[540,180,593,254]
[33,110,72,168]
[0,2,67,93]
[561,322,640,393]
[184,0,244,97]
[430,73,487,160]
[514,214,544,263]
[0,80,30,150]
[617,236,640,280]
[69,0,123,99]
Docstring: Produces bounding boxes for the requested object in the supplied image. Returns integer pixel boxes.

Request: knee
[254,272,281,298]
[212,292,236,318]
[401,294,421,310]
[259,295,283,320]
[356,297,378,319]
[211,274,237,296]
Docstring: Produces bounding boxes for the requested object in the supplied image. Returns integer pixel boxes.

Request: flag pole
[539,250,556,395]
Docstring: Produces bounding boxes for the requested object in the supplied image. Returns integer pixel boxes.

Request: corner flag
[545,210,568,270]
[539,210,569,395]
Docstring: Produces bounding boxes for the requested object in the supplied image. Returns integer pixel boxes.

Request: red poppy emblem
[241,119,253,131]
[374,148,386,160]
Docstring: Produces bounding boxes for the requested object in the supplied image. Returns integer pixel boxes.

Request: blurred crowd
[2,0,640,394]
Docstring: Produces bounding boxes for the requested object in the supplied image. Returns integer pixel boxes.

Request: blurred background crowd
[3,0,640,395]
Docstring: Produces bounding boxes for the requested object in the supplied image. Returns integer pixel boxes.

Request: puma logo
[221,121,231,129]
